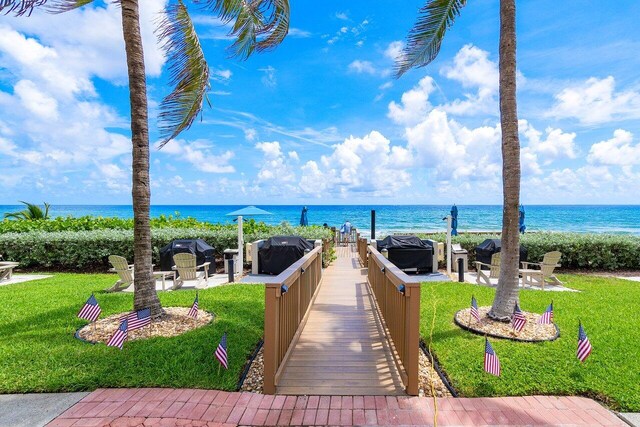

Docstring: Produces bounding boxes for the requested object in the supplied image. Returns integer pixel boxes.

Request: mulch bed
[77,307,214,344]
[454,306,558,342]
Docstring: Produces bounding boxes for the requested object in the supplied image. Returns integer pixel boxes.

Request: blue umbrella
[226,206,272,217]
[226,206,273,271]
[300,206,309,227]
[519,205,526,234]
[451,205,459,236]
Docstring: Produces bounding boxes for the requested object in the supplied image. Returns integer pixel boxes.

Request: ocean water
[1,205,639,235]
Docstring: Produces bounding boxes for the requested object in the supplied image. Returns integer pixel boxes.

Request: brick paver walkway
[48,388,625,426]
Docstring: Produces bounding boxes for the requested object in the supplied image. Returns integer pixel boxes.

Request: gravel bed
[455,306,557,341]
[77,307,214,343]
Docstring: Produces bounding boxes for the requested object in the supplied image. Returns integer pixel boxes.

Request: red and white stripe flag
[484,338,501,376]
[538,302,554,324]
[577,322,592,363]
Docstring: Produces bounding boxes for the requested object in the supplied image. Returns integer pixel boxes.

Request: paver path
[49,388,625,426]
[277,245,404,395]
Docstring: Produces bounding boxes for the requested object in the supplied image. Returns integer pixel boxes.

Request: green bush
[415,232,640,270]
[0,225,333,270]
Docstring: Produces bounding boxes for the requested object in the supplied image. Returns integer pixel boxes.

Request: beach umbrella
[519,205,526,234]
[300,206,309,227]
[451,205,459,236]
[226,206,273,273]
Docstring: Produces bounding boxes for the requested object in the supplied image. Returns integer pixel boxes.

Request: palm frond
[1,0,48,16]
[200,0,289,59]
[46,0,95,14]
[156,0,210,147]
[3,201,50,220]
[395,0,467,78]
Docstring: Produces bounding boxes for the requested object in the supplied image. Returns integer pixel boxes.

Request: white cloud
[255,141,296,185]
[335,12,349,20]
[244,128,257,141]
[348,60,377,75]
[548,76,640,124]
[259,66,277,88]
[212,69,232,81]
[387,76,436,125]
[159,139,235,173]
[14,80,59,120]
[588,129,640,166]
[384,41,404,61]
[288,28,312,38]
[519,120,577,163]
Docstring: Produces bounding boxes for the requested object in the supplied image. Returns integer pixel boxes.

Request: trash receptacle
[223,249,239,274]
[451,243,468,272]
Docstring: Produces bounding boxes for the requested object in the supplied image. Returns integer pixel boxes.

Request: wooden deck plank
[276,244,406,395]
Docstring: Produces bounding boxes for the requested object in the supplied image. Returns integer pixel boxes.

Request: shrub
[0,225,333,270]
[414,232,640,270]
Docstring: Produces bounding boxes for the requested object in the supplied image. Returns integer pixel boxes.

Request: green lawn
[0,274,264,393]
[420,275,640,411]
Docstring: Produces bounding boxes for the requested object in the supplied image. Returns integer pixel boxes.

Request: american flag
[77,294,101,322]
[511,302,527,332]
[484,338,500,376]
[107,318,128,350]
[215,332,228,369]
[188,293,199,319]
[470,295,481,323]
[121,308,151,331]
[538,302,554,324]
[577,322,592,363]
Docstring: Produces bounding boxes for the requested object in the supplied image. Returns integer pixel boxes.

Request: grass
[420,274,640,411]
[0,274,264,393]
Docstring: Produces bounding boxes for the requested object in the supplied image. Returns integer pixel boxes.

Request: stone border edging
[236,338,263,391]
[73,309,216,345]
[419,340,458,397]
[453,309,560,342]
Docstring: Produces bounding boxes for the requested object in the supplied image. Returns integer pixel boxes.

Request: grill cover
[377,235,434,273]
[258,236,314,275]
[475,238,528,269]
[159,239,216,276]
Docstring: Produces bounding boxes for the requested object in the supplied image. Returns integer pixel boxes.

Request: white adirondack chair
[520,251,563,289]
[107,255,135,292]
[474,252,501,286]
[0,261,19,282]
[172,253,210,290]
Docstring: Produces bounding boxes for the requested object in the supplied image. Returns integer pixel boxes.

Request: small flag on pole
[121,308,151,331]
[511,302,527,332]
[577,322,592,363]
[77,294,101,322]
[484,337,501,376]
[470,295,481,323]
[538,302,554,324]
[107,318,128,350]
[215,332,228,369]
[188,293,199,319]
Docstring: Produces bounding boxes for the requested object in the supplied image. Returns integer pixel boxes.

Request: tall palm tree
[3,0,290,317]
[396,0,521,320]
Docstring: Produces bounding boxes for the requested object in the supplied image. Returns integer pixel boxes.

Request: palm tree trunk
[120,0,163,317]
[488,0,521,321]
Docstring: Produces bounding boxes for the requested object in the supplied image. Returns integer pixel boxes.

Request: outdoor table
[154,271,176,291]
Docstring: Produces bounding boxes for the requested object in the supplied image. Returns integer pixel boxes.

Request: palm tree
[3,0,290,317]
[396,0,521,320]
[4,201,51,220]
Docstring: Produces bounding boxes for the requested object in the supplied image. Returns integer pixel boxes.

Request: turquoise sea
[1,205,639,235]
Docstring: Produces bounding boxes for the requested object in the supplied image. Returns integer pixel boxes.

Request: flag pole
[468,298,472,326]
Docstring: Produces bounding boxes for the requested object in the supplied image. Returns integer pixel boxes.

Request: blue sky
[1,0,640,205]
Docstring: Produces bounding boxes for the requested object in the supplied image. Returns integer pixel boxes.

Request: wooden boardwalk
[277,245,405,395]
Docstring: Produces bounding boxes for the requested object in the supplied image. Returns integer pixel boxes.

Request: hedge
[0,225,333,270]
[415,232,640,271]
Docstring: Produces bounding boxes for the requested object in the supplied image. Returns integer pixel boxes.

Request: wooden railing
[263,246,323,394]
[357,236,368,267]
[366,244,420,395]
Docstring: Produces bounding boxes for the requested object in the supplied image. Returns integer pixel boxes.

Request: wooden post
[263,284,280,394]
[404,282,420,395]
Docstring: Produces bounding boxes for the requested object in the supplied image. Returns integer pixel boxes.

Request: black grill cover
[377,235,433,273]
[475,238,527,269]
[159,239,216,276]
[258,236,314,275]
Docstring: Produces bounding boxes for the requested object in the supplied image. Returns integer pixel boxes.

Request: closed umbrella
[300,206,309,227]
[226,206,273,273]
[451,205,459,236]
[519,205,526,234]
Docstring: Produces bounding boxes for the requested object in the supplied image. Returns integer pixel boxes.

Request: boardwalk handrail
[357,235,368,267]
[366,244,420,395]
[263,246,323,394]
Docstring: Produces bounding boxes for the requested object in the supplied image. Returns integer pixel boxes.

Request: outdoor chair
[0,261,19,282]
[474,252,501,286]
[172,253,210,290]
[107,255,175,292]
[520,251,563,289]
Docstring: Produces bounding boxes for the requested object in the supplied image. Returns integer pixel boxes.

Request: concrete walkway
[0,392,87,427]
[48,388,626,426]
